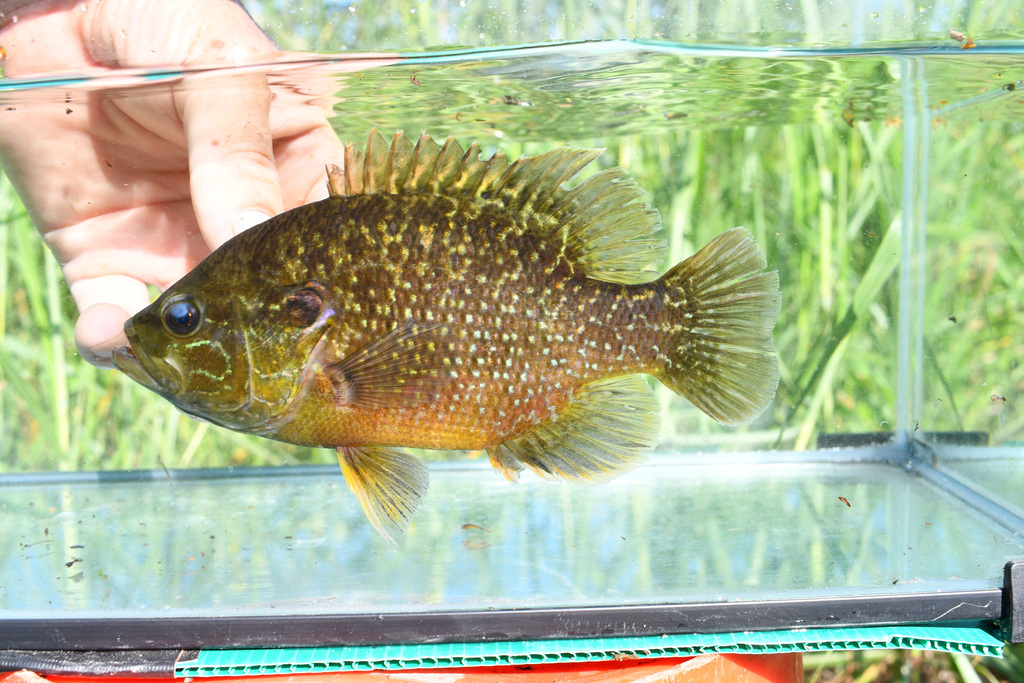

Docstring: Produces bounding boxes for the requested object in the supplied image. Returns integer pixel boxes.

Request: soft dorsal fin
[328,130,666,284]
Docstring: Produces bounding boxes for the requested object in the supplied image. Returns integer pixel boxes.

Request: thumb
[70,276,151,368]
[178,72,283,249]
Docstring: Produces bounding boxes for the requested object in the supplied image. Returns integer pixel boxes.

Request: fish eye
[161,296,202,337]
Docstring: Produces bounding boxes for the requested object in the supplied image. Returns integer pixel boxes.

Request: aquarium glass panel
[0,0,1021,647]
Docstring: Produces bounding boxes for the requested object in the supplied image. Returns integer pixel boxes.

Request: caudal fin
[656,228,780,425]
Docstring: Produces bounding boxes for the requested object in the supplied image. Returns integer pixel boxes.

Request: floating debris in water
[948,29,977,49]
[500,95,533,106]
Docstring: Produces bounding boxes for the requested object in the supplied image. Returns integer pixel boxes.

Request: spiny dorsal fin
[487,375,658,484]
[328,130,666,284]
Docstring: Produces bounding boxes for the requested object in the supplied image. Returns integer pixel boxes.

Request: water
[0,458,1017,614]
[336,42,1024,135]
[3,40,1022,455]
[8,42,1021,134]
[1,39,1022,646]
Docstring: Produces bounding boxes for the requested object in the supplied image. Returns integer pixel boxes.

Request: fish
[112,130,780,542]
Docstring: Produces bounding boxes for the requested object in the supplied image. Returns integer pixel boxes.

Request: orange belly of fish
[273,376,579,450]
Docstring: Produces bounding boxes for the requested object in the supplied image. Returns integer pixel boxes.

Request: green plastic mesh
[176,624,1004,677]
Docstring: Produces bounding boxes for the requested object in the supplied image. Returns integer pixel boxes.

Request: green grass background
[4,67,1023,469]
[2,0,1024,678]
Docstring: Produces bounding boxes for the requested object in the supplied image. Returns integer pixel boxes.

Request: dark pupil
[164,300,201,335]
[285,288,323,327]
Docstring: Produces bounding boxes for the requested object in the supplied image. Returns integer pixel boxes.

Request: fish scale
[113,130,780,542]
[262,193,655,451]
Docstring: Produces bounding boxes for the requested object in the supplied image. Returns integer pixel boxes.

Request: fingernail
[76,334,122,369]
[231,209,273,235]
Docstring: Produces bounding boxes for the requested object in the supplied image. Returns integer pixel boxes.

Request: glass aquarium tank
[0,0,1021,655]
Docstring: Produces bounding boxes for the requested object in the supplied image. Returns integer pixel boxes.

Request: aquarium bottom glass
[0,443,1021,650]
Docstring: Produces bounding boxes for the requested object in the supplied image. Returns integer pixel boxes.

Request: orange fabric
[0,653,803,682]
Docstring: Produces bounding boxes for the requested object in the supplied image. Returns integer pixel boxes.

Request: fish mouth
[111,323,184,396]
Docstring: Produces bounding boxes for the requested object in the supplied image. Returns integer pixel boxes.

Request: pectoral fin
[320,321,449,409]
[337,445,429,543]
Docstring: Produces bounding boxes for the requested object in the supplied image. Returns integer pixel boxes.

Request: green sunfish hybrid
[112,130,781,541]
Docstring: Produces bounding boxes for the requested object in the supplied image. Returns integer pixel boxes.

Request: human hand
[0,0,347,367]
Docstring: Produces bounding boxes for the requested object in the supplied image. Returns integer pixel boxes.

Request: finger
[47,203,211,291]
[273,123,347,207]
[69,275,152,368]
[178,73,283,249]
[264,57,349,207]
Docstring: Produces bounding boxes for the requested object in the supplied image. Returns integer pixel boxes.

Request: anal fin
[336,445,429,543]
[487,375,658,484]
